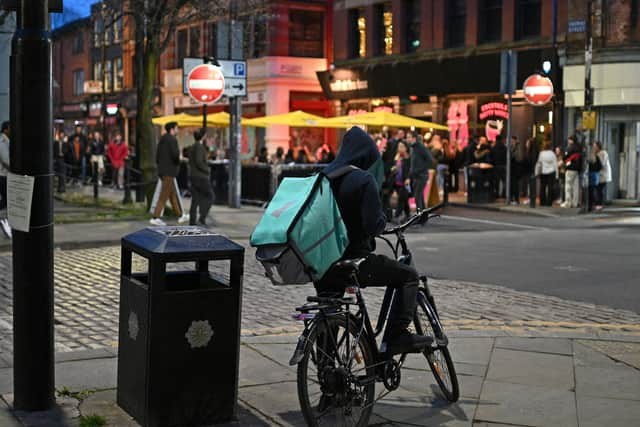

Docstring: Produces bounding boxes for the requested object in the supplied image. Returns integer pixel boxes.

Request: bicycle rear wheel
[297,314,376,427]
[413,290,459,402]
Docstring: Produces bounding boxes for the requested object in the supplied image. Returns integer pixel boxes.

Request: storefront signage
[447,101,469,147]
[62,103,87,113]
[84,80,103,94]
[479,102,509,120]
[347,109,367,116]
[88,102,102,117]
[373,106,393,113]
[329,79,369,92]
[523,74,554,106]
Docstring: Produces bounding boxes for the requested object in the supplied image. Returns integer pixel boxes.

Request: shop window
[446,0,466,48]
[374,3,393,55]
[404,0,421,53]
[73,69,84,96]
[176,28,188,68]
[478,0,502,43]
[189,26,201,57]
[515,0,541,40]
[348,8,366,58]
[114,58,123,91]
[104,60,112,93]
[72,32,84,54]
[289,10,324,57]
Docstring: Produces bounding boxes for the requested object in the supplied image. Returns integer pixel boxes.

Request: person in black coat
[53,130,67,193]
[189,128,214,226]
[491,137,507,198]
[317,127,432,355]
[390,140,411,221]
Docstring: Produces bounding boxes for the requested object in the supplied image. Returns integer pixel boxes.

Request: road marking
[440,215,550,231]
[554,265,589,272]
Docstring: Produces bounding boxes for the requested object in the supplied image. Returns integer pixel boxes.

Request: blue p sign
[234,63,245,77]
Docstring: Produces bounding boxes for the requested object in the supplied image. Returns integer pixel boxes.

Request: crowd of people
[53,124,130,193]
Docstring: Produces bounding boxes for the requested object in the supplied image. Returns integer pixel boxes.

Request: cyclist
[318,127,432,355]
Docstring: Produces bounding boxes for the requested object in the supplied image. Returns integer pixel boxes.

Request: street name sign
[523,74,554,106]
[186,64,225,104]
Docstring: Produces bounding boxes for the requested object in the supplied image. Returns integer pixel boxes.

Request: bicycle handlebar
[380,202,445,235]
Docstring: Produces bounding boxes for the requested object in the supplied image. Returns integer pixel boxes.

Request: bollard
[123,158,132,204]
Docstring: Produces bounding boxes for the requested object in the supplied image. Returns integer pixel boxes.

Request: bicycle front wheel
[413,290,459,402]
[297,314,376,427]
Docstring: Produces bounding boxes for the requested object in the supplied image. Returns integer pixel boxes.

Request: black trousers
[394,185,410,218]
[0,176,6,211]
[539,173,555,206]
[316,254,419,335]
[55,158,66,192]
[189,175,214,224]
[412,175,427,211]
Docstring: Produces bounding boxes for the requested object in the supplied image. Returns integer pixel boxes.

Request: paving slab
[576,394,640,427]
[243,343,296,373]
[238,345,295,388]
[575,365,640,401]
[374,396,476,427]
[573,341,622,368]
[447,338,495,366]
[399,364,484,400]
[55,357,117,391]
[475,380,578,427]
[0,397,21,427]
[494,337,573,356]
[486,348,574,390]
[78,389,137,426]
[239,380,303,426]
[576,340,640,369]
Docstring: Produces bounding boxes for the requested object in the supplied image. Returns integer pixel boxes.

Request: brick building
[319,0,570,147]
[52,17,92,129]
[563,0,640,201]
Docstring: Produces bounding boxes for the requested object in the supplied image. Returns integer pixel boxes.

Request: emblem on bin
[185,320,214,349]
[128,312,139,341]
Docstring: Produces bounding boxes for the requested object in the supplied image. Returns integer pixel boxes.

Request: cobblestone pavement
[1,245,639,360]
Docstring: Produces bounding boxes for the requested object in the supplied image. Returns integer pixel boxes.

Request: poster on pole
[7,172,35,232]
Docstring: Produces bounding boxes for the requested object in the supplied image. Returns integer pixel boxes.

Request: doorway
[608,121,639,200]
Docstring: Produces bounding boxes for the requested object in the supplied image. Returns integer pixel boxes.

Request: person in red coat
[106,132,129,189]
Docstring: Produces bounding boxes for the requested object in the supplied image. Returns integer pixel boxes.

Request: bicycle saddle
[334,257,367,273]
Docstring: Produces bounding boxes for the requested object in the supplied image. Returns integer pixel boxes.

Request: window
[289,10,324,57]
[478,0,502,43]
[207,22,217,57]
[176,28,188,68]
[93,18,102,46]
[348,8,366,58]
[515,0,541,40]
[72,32,84,54]
[375,2,393,55]
[446,0,466,47]
[93,62,102,82]
[113,17,123,43]
[114,58,123,91]
[73,69,84,96]
[243,15,268,59]
[189,26,201,57]
[103,19,111,46]
[404,0,421,52]
[104,60,112,93]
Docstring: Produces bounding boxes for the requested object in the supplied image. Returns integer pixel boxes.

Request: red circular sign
[187,64,225,104]
[522,74,554,106]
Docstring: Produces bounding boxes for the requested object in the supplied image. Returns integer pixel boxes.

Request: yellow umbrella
[151,113,200,126]
[250,110,328,127]
[319,111,449,131]
[180,111,230,128]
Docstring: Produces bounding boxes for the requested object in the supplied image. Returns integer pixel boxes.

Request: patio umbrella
[151,113,200,126]
[319,111,449,131]
[246,110,330,127]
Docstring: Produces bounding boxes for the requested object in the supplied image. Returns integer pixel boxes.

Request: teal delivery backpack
[250,166,355,285]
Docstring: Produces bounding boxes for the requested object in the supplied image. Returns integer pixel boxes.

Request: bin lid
[122,226,244,257]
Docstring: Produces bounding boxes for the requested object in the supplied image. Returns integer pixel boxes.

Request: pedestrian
[535,139,558,206]
[0,121,11,238]
[430,135,448,197]
[150,121,189,226]
[390,140,410,222]
[89,131,106,186]
[106,132,128,189]
[271,147,285,165]
[594,141,612,211]
[554,147,565,204]
[284,148,295,164]
[561,136,582,208]
[188,128,214,226]
[490,136,507,198]
[462,136,478,195]
[523,138,539,205]
[474,136,492,164]
[406,130,433,212]
[510,136,525,204]
[315,142,335,163]
[446,139,463,193]
[587,143,602,212]
[255,146,269,163]
[68,135,83,186]
[53,130,67,193]
[69,124,88,184]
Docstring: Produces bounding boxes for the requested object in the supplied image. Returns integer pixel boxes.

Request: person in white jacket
[594,141,612,210]
[535,140,559,206]
[0,121,11,238]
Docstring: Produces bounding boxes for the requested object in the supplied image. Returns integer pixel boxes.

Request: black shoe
[384,329,432,355]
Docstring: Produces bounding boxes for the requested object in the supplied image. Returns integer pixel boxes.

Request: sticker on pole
[523,74,554,106]
[186,64,225,104]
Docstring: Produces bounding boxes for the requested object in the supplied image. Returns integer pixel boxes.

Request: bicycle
[289,203,459,426]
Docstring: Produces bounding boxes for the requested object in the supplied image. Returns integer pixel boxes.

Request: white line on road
[440,215,551,231]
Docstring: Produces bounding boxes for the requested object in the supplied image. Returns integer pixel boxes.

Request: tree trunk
[135,48,159,206]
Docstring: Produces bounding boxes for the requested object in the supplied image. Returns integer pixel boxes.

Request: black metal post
[202,103,207,130]
[93,161,99,199]
[10,0,55,411]
[582,0,593,213]
[123,157,132,204]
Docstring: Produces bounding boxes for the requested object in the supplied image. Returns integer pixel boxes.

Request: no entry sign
[186,64,225,104]
[522,74,554,106]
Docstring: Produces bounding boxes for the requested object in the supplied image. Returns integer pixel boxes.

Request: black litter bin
[467,166,496,203]
[117,226,244,427]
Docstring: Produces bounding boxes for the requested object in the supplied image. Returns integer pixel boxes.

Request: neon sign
[479,102,509,120]
[447,101,469,148]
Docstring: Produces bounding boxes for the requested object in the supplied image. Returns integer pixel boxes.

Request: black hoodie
[325,127,386,257]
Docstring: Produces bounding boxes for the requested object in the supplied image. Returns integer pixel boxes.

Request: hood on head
[325,127,380,174]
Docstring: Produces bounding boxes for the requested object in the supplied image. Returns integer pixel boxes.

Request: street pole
[228,96,242,208]
[10,0,55,410]
[506,91,512,204]
[582,0,593,213]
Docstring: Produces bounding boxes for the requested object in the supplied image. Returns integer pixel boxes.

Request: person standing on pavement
[106,132,128,189]
[406,130,433,212]
[150,121,189,226]
[390,140,411,222]
[535,140,559,206]
[510,136,525,204]
[562,136,582,208]
[188,128,214,226]
[89,131,106,186]
[53,129,67,193]
[69,124,88,184]
[594,141,612,211]
[0,121,11,238]
[523,138,539,205]
[491,137,507,198]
